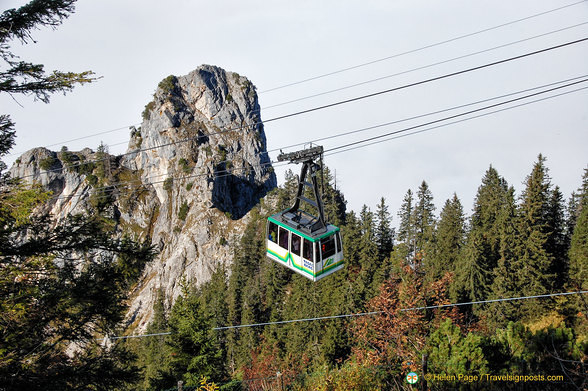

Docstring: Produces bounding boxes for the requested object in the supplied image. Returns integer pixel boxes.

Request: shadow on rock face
[210,166,274,220]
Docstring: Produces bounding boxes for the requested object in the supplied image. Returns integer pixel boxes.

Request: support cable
[9,36,588,182]
[97,291,587,339]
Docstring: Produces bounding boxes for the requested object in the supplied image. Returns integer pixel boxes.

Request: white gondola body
[266,214,344,282]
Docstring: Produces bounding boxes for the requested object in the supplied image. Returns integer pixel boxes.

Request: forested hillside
[126,156,587,391]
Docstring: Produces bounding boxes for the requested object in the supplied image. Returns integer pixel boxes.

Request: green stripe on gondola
[266,249,343,278]
[317,258,344,276]
[267,215,339,242]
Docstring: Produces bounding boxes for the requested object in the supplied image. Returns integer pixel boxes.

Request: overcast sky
[2,0,587,222]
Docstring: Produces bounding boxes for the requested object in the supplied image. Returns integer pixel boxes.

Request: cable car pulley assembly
[266,145,344,282]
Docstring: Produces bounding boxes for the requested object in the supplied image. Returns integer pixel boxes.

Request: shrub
[178,201,189,221]
[142,101,155,121]
[163,177,173,191]
[178,158,191,173]
[186,182,194,191]
[204,145,212,157]
[79,161,96,176]
[158,75,177,94]
[39,156,56,171]
[86,174,98,186]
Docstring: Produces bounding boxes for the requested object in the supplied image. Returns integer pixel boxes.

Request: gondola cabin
[266,210,343,282]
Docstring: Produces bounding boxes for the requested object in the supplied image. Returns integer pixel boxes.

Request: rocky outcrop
[9,65,277,330]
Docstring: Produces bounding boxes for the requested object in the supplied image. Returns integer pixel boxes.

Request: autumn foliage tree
[351,265,461,387]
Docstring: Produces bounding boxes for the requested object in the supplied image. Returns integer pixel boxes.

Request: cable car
[266,145,344,281]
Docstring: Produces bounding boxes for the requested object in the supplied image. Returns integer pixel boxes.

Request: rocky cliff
[9,65,277,330]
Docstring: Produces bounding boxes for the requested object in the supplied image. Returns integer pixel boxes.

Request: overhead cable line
[272,74,588,153]
[260,0,587,93]
[48,78,588,203]
[323,77,588,154]
[261,37,588,123]
[263,21,588,110]
[97,290,587,340]
[13,17,586,157]
[7,123,141,157]
[12,36,588,183]
[48,75,586,198]
[8,2,586,157]
[213,291,588,331]
[325,85,588,157]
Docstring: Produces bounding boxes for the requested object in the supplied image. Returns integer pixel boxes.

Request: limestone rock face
[10,65,277,330]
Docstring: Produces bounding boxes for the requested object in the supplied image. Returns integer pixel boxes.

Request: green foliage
[374,197,394,261]
[453,166,513,306]
[46,155,584,390]
[178,201,190,221]
[204,145,213,157]
[428,194,465,283]
[158,75,177,94]
[568,168,588,293]
[59,145,75,169]
[128,289,174,391]
[142,101,155,121]
[178,157,192,173]
[0,183,156,390]
[166,287,226,385]
[186,181,194,191]
[294,361,385,391]
[163,177,173,191]
[0,1,98,135]
[38,154,56,170]
[426,319,489,378]
[86,173,98,186]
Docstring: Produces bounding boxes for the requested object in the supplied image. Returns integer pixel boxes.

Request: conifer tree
[132,289,174,391]
[166,287,225,386]
[320,165,347,226]
[568,168,588,294]
[413,181,436,268]
[397,189,416,260]
[374,197,394,262]
[428,194,465,283]
[485,187,519,327]
[454,166,511,304]
[0,0,98,133]
[546,186,569,289]
[357,205,379,299]
[511,155,555,315]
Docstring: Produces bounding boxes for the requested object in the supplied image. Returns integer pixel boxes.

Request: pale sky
[2,0,587,221]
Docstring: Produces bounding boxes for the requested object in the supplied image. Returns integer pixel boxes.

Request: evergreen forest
[0,3,586,390]
[124,156,588,391]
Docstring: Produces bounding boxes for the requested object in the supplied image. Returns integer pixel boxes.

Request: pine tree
[511,155,555,315]
[485,187,519,327]
[166,287,225,386]
[320,165,347,226]
[546,186,569,289]
[568,168,588,294]
[226,218,264,373]
[0,186,156,390]
[428,194,465,283]
[397,189,416,260]
[454,166,511,304]
[413,181,436,267]
[0,0,98,133]
[132,289,174,391]
[374,197,394,261]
